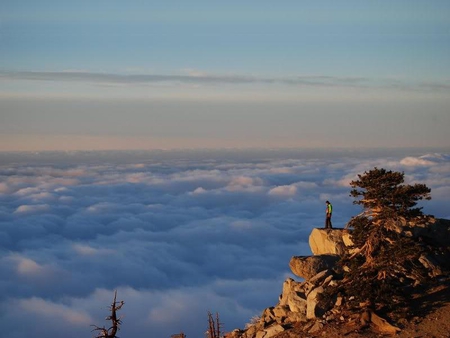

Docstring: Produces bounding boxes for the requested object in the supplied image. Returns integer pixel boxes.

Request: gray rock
[308,269,333,286]
[278,278,308,314]
[306,286,324,319]
[289,255,340,281]
[272,305,289,324]
[260,307,275,327]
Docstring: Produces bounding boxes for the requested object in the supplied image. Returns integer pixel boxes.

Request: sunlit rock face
[308,228,353,256]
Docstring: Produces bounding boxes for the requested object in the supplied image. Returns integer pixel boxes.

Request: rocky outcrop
[228,229,350,338]
[228,219,450,338]
[308,228,353,255]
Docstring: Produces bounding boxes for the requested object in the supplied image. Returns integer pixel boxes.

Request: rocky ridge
[226,219,450,338]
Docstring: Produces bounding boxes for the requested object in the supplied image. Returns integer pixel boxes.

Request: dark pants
[325,214,332,229]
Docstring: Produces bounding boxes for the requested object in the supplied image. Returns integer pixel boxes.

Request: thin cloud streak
[2,70,449,92]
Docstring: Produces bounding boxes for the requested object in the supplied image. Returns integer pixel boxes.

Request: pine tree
[342,168,432,310]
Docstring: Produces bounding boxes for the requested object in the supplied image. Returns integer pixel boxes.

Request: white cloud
[0,182,10,193]
[268,167,294,174]
[293,181,318,189]
[14,204,50,214]
[230,220,253,230]
[18,297,92,325]
[400,156,435,167]
[191,187,207,195]
[0,149,448,338]
[72,244,114,256]
[430,163,450,174]
[15,187,41,196]
[323,175,355,188]
[15,257,45,276]
[228,176,263,187]
[268,185,297,197]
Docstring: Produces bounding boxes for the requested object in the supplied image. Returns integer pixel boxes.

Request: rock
[225,329,243,338]
[284,311,307,324]
[341,230,354,248]
[263,324,285,338]
[260,307,276,327]
[322,274,334,286]
[306,286,324,319]
[245,325,257,338]
[369,311,401,334]
[272,305,289,323]
[360,310,371,326]
[289,255,340,281]
[308,269,333,286]
[328,279,339,287]
[278,278,307,314]
[309,228,350,255]
[255,330,266,338]
[308,321,324,333]
[325,313,335,321]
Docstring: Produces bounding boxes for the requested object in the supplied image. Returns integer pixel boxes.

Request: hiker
[325,200,333,229]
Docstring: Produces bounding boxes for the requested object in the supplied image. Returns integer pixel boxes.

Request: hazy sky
[1,1,450,151]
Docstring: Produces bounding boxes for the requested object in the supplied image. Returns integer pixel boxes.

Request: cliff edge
[226,220,450,338]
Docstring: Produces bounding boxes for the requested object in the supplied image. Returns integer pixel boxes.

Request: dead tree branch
[206,311,223,338]
[91,290,124,338]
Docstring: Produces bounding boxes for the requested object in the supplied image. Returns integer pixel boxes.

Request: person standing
[325,201,333,229]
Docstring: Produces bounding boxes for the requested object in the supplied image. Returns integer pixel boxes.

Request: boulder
[308,269,333,287]
[289,255,340,281]
[309,228,351,255]
[278,278,307,314]
[341,231,354,248]
[272,305,290,324]
[263,324,285,338]
[308,321,324,333]
[244,325,257,338]
[367,311,401,335]
[255,331,266,338]
[260,307,276,327]
[306,286,324,319]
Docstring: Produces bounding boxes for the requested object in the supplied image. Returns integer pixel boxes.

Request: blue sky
[1,1,450,150]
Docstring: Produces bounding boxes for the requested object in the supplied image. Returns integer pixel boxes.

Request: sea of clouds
[0,149,449,338]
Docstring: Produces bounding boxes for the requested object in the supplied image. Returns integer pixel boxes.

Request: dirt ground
[274,278,450,338]
[396,280,450,338]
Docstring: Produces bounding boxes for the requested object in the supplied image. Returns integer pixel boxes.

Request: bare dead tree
[206,311,222,338]
[91,290,125,338]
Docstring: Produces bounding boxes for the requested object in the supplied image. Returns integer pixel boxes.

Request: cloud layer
[2,71,450,93]
[0,149,449,338]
